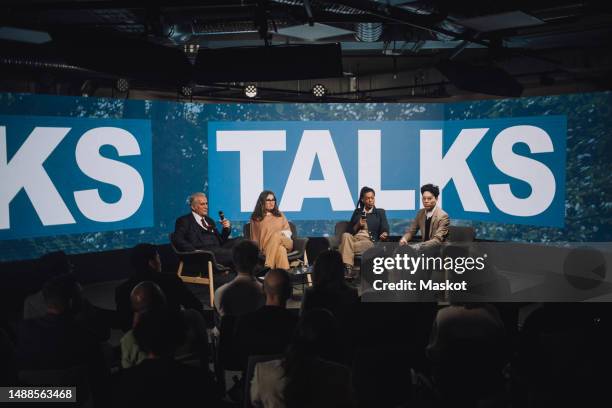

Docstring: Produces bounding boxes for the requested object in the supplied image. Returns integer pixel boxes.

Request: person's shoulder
[316,357,352,376]
[174,213,193,229]
[120,329,136,346]
[375,207,387,215]
[214,281,230,296]
[432,206,448,221]
[256,358,284,375]
[176,213,192,222]
[415,208,427,217]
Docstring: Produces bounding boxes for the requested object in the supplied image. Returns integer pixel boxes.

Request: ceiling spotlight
[183,43,199,55]
[115,78,129,93]
[312,83,326,98]
[180,84,193,97]
[244,84,258,98]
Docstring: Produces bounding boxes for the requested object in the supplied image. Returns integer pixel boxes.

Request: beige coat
[402,206,450,246]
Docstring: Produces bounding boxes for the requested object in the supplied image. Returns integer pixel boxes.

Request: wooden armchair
[169,233,229,307]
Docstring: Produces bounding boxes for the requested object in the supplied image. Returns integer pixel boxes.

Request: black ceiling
[1,0,611,101]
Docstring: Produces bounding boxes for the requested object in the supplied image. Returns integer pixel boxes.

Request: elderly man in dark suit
[173,192,235,267]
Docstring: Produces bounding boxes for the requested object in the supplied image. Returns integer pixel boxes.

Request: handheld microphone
[218,210,225,221]
[361,209,367,220]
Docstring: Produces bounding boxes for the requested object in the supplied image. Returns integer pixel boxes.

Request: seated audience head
[312,250,345,288]
[232,240,260,275]
[264,268,292,306]
[189,192,208,217]
[42,273,82,315]
[130,243,162,275]
[35,251,73,292]
[286,308,339,362]
[251,190,280,221]
[358,186,375,209]
[420,183,440,210]
[282,309,340,405]
[130,280,167,315]
[133,309,184,359]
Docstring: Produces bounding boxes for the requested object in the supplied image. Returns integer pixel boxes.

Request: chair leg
[210,330,226,395]
[177,261,184,278]
[208,261,215,308]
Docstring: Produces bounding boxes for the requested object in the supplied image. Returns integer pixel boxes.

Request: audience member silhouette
[250,309,355,408]
[514,303,609,407]
[16,273,109,406]
[115,243,203,332]
[120,281,208,369]
[23,252,112,342]
[425,303,507,406]
[0,328,18,385]
[214,240,265,317]
[301,249,358,354]
[23,251,73,319]
[234,268,297,370]
[116,308,221,407]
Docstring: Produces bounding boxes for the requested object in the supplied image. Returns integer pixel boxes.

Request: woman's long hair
[282,309,339,407]
[250,190,281,221]
[312,250,345,289]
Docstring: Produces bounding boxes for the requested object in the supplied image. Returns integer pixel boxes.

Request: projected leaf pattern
[0,92,610,261]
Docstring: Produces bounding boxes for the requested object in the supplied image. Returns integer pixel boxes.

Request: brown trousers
[339,232,374,266]
[263,232,293,270]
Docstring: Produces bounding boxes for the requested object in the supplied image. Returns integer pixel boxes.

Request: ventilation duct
[355,22,383,42]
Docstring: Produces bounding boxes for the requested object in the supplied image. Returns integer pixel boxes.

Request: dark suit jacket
[173,213,230,252]
[347,207,389,242]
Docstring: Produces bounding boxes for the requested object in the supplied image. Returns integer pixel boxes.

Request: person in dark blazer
[173,192,234,266]
[339,186,389,278]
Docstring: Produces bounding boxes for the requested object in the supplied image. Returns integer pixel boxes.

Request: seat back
[288,221,298,238]
[169,232,179,252]
[327,221,350,249]
[19,365,92,407]
[243,354,284,408]
[335,221,350,238]
[168,233,215,307]
[447,226,476,242]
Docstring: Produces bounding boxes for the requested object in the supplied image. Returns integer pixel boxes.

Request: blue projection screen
[0,92,610,262]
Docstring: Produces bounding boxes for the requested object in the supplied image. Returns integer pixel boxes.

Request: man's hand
[379,232,388,241]
[221,219,231,229]
[359,217,367,228]
[399,237,408,246]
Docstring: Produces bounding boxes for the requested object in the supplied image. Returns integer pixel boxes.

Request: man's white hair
[188,192,206,206]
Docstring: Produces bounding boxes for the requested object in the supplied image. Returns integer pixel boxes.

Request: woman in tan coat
[250,190,293,270]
